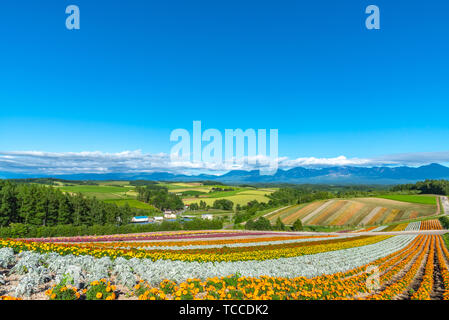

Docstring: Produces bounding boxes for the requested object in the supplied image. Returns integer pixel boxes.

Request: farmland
[174,186,275,207]
[55,182,138,201]
[267,197,438,227]
[50,180,275,210]
[2,180,449,300]
[1,219,449,300]
[376,194,437,205]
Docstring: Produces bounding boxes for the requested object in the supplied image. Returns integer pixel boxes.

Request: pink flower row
[20,231,273,243]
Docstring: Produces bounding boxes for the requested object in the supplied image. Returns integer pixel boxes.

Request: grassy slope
[55,184,136,200]
[103,199,157,211]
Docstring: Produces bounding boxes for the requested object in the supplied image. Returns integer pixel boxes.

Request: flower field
[420,219,443,230]
[1,228,449,300]
[268,198,438,227]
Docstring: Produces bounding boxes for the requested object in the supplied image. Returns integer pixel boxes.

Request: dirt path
[399,240,429,299]
[262,206,291,218]
[362,236,431,300]
[441,196,449,216]
[431,243,445,300]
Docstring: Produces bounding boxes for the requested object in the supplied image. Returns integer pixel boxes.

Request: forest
[391,179,449,195]
[0,181,137,228]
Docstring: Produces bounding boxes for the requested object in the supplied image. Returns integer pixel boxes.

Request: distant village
[130,204,213,224]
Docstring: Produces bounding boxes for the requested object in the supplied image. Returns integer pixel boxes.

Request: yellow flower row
[1,236,391,262]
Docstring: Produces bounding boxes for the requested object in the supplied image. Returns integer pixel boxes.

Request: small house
[164,213,177,219]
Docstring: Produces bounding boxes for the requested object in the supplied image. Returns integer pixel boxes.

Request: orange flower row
[420,219,443,230]
[435,235,449,300]
[365,236,432,299]
[411,236,435,299]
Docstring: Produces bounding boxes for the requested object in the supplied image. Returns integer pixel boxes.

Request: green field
[161,182,276,207]
[103,199,157,211]
[184,209,230,216]
[55,184,136,200]
[377,194,437,205]
[183,190,274,207]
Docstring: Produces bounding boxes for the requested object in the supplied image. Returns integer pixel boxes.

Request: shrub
[292,219,304,231]
[245,217,272,231]
[133,280,166,300]
[274,217,286,231]
[8,223,29,238]
[46,275,81,300]
[439,216,449,229]
[85,279,117,300]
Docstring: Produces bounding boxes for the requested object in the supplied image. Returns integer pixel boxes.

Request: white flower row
[370,226,387,232]
[405,221,421,231]
[124,234,357,250]
[121,235,414,284]
[4,235,415,293]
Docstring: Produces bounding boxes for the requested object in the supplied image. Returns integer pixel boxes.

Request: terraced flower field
[268,198,438,227]
[1,222,449,300]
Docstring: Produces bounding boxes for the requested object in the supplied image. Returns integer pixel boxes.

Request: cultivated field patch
[276,197,438,226]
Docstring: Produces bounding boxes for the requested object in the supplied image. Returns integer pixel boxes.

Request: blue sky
[1,0,449,174]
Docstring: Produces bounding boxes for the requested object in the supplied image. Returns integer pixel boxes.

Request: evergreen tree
[0,184,18,226]
[292,219,303,231]
[275,217,286,231]
[58,195,73,225]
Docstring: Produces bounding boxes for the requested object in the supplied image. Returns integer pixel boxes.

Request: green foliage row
[439,216,449,229]
[244,217,303,232]
[392,179,449,195]
[0,218,223,238]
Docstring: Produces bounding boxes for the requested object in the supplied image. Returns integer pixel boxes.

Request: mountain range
[1,163,449,184]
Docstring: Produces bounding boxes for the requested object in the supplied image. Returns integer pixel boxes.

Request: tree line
[391,179,449,195]
[0,216,223,238]
[0,181,139,228]
[136,185,184,211]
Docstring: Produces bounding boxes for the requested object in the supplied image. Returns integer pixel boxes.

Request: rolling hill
[266,196,439,227]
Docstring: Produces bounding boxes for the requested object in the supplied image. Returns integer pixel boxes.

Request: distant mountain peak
[1,163,449,184]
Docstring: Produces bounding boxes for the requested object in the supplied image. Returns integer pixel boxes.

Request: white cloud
[0,150,448,176]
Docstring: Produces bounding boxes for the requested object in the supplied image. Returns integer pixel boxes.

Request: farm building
[164,213,177,219]
[153,216,164,222]
[201,214,213,220]
[131,216,150,224]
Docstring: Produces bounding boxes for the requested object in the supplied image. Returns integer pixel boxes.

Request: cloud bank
[0,150,449,176]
